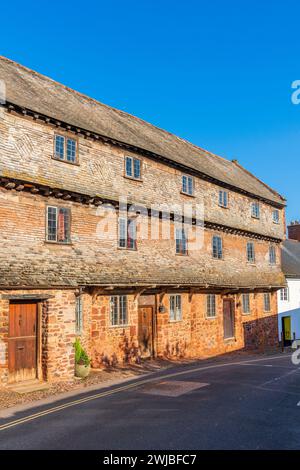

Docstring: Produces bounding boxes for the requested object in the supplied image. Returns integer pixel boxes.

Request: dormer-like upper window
[182,175,194,196]
[125,156,142,180]
[251,202,260,219]
[54,134,77,164]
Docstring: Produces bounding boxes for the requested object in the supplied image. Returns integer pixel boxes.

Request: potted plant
[74,338,91,378]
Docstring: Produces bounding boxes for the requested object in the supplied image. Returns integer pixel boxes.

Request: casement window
[269,245,276,265]
[280,288,289,302]
[246,242,255,263]
[212,235,223,259]
[54,134,77,163]
[242,294,250,314]
[251,202,260,219]
[219,190,228,208]
[175,226,188,255]
[263,293,271,312]
[110,296,128,326]
[125,156,141,180]
[182,175,194,196]
[46,206,71,243]
[118,217,137,250]
[272,210,279,224]
[75,296,83,334]
[207,294,216,318]
[169,295,182,321]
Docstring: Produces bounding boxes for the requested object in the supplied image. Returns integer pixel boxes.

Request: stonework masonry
[0,72,286,385]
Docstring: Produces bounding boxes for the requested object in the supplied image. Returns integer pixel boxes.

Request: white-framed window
[212,235,223,259]
[280,288,289,302]
[247,242,255,263]
[272,210,279,224]
[263,293,271,312]
[182,175,194,196]
[118,217,137,250]
[242,294,250,314]
[175,226,188,255]
[207,294,216,318]
[269,245,276,265]
[219,190,228,208]
[125,156,141,180]
[110,296,128,326]
[169,295,182,321]
[54,134,77,163]
[75,296,83,334]
[46,206,71,243]
[251,202,260,219]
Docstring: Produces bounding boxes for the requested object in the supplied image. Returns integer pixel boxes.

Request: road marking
[0,354,292,432]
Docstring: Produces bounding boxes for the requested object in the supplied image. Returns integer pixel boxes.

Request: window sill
[169,319,183,323]
[52,156,80,166]
[109,324,130,329]
[117,246,137,252]
[175,252,188,256]
[242,312,251,316]
[206,315,217,320]
[124,175,143,183]
[247,262,256,266]
[180,191,195,198]
[212,256,224,261]
[224,337,235,342]
[45,241,73,246]
[219,204,229,209]
[251,215,260,220]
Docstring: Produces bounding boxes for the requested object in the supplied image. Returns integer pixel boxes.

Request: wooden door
[8,302,38,383]
[223,299,235,339]
[138,306,153,358]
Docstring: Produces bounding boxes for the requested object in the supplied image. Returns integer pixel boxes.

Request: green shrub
[74,338,91,366]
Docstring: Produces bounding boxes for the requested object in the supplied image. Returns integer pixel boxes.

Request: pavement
[0,353,299,450]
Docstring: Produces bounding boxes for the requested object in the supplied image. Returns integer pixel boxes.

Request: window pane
[125,157,132,177]
[119,218,126,248]
[187,177,193,195]
[213,236,222,259]
[47,207,57,241]
[264,293,271,312]
[175,295,182,320]
[251,202,260,218]
[67,138,76,163]
[182,175,187,193]
[207,294,216,317]
[242,294,250,314]
[57,208,70,243]
[269,246,276,264]
[127,219,136,249]
[110,297,118,325]
[170,296,175,321]
[133,158,141,179]
[75,296,83,334]
[273,210,279,223]
[55,135,65,160]
[247,242,255,262]
[119,296,127,325]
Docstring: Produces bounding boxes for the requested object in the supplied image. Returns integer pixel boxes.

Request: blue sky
[1,0,299,221]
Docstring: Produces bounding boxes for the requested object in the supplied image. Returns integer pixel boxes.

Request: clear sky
[0,0,299,221]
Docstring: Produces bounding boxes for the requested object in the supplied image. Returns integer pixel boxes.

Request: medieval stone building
[0,56,286,386]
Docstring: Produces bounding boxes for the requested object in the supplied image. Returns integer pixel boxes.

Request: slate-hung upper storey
[0,56,286,289]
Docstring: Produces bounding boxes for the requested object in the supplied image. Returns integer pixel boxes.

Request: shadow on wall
[90,314,280,369]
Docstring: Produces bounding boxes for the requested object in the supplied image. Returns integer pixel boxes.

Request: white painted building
[278,238,300,344]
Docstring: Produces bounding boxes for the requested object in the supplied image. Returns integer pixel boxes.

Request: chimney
[288,221,300,241]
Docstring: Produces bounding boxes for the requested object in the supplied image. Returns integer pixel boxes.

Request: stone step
[7,380,49,394]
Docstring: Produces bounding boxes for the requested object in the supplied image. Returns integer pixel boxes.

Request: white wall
[278,278,300,340]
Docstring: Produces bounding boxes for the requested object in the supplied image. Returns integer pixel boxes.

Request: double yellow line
[0,354,287,432]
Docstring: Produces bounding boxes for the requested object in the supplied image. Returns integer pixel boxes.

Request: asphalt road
[0,354,300,450]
